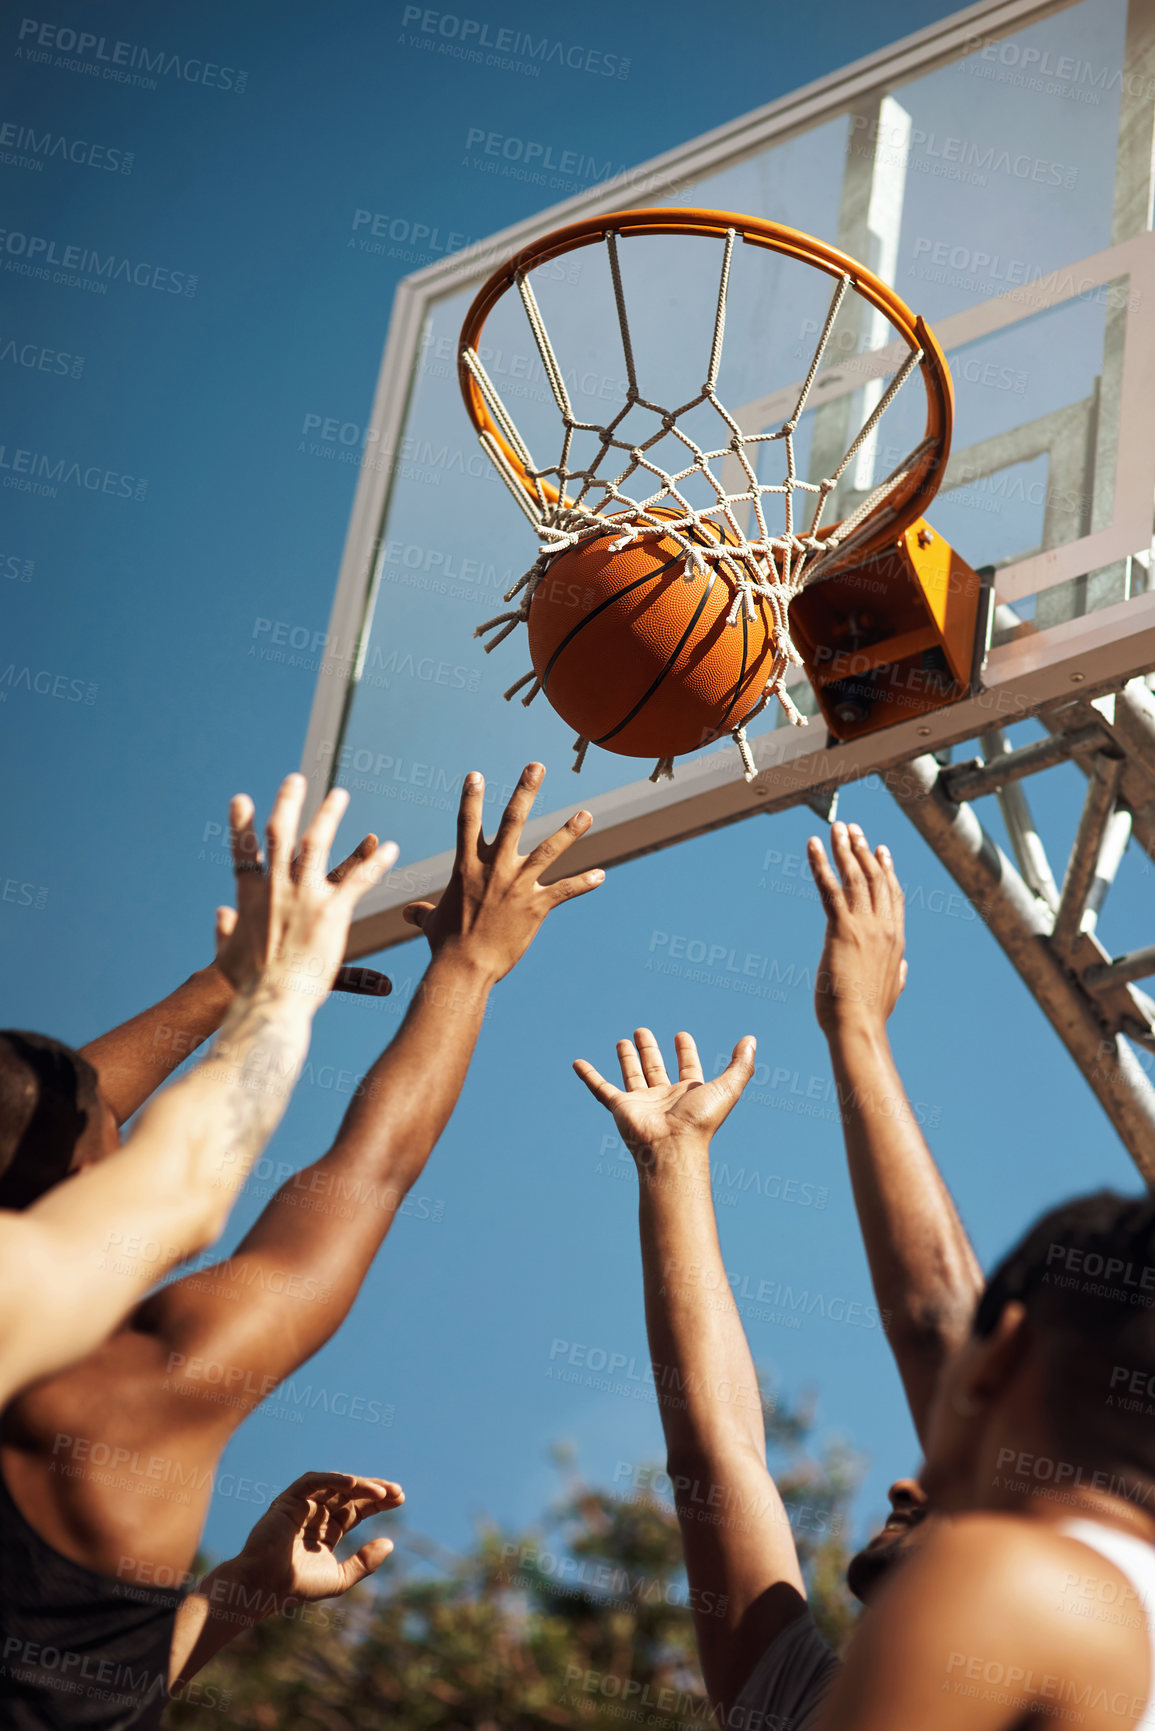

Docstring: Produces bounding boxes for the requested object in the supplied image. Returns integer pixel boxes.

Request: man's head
[844,1189,1155,1601]
[0,1031,118,1209]
[922,1189,1155,1514]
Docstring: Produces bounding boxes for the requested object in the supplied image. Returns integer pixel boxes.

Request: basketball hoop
[457,207,954,780]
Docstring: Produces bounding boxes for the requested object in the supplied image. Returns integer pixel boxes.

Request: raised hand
[573,1028,756,1166]
[214,774,397,1002]
[230,1471,403,1607]
[401,762,604,981]
[808,820,907,1040]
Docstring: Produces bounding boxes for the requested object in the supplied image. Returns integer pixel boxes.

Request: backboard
[303,0,1155,958]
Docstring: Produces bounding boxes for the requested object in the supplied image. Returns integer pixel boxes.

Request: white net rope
[466,226,928,781]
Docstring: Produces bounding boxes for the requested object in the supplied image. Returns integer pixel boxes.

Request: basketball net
[466,226,928,782]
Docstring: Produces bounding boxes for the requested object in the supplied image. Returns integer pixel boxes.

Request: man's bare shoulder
[867,1513,1148,1723]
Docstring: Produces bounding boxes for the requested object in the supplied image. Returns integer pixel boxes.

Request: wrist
[199,1553,272,1626]
[223,975,317,1033]
[194,962,237,1005]
[823,1013,892,1055]
[632,1129,712,1179]
[424,943,501,996]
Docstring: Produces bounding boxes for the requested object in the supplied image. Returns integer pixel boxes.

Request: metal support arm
[887,753,1155,1181]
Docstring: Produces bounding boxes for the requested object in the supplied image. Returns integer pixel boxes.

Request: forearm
[324,945,496,1192]
[636,1135,808,1717]
[79,964,236,1124]
[637,1137,766,1467]
[169,1557,266,1687]
[827,1019,982,1432]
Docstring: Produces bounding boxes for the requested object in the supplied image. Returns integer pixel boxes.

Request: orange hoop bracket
[457,206,954,571]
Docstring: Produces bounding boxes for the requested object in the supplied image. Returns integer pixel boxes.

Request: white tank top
[1059,1519,1155,1729]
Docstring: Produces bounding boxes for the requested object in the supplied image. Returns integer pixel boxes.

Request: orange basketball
[526,510,778,758]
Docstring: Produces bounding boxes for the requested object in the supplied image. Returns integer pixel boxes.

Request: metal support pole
[980,728,1060,911]
[887,753,1155,1182]
[943,724,1105,802]
[1082,806,1134,938]
[1085,944,1155,989]
[1052,756,1127,952]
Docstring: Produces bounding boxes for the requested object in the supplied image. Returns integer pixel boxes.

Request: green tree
[165,1379,859,1730]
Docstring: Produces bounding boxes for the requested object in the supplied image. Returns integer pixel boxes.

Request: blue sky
[1,0,1150,1583]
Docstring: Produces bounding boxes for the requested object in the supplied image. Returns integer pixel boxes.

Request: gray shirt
[727,1611,840,1731]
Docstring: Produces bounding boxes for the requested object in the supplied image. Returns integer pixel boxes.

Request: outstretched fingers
[846,822,888,915]
[674,1031,704,1085]
[615,1038,647,1091]
[876,840,905,930]
[333,837,398,908]
[230,793,262,878]
[265,773,308,883]
[634,1028,669,1087]
[492,761,544,857]
[523,807,593,879]
[325,833,379,887]
[714,1035,757,1102]
[293,785,350,888]
[455,771,485,866]
[546,867,605,906]
[829,820,869,911]
[807,835,846,921]
[572,1058,622,1111]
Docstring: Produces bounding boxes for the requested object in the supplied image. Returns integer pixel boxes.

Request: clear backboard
[303,0,1155,957]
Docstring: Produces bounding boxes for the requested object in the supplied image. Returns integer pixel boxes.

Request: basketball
[525,510,779,758]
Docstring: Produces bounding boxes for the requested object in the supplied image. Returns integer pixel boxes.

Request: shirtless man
[0,761,602,1729]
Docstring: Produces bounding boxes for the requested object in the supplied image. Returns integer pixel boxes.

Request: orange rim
[457,207,954,570]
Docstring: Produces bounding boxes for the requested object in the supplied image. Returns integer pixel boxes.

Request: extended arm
[153,764,604,1391]
[808,823,983,1442]
[0,776,393,1408]
[575,1029,808,1722]
[169,1472,401,1688]
[78,967,236,1127]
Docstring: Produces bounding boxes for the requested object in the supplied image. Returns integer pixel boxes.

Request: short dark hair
[975,1189,1155,1491]
[0,1031,102,1209]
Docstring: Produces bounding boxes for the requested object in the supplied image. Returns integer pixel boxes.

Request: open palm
[574,1028,756,1161]
[236,1472,403,1605]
